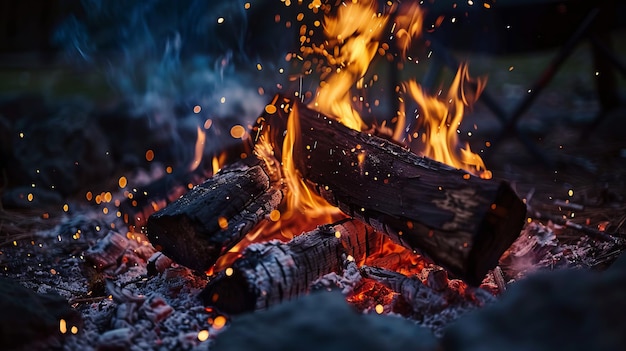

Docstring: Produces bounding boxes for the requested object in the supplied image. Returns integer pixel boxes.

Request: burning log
[255,95,526,285]
[146,159,283,271]
[200,219,383,314]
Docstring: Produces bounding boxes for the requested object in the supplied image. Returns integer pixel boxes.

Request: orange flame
[405,64,492,179]
[211,151,228,175]
[301,1,490,178]
[189,125,206,172]
[215,0,491,272]
[282,104,343,221]
[306,0,388,131]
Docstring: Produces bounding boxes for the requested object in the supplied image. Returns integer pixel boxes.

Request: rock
[212,290,439,351]
[442,266,626,351]
[0,278,82,350]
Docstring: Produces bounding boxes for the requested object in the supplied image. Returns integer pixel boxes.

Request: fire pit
[1,1,626,350]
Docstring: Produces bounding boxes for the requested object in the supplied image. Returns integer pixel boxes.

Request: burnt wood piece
[361,265,495,317]
[254,95,526,285]
[200,219,383,314]
[361,266,446,315]
[146,159,283,271]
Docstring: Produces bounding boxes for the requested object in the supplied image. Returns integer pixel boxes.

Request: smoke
[54,0,255,97]
[52,0,286,169]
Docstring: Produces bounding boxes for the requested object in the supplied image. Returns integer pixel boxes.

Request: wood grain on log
[200,219,383,314]
[146,159,283,271]
[254,95,526,285]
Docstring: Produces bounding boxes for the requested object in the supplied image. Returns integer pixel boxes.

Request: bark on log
[254,95,526,285]
[146,159,283,271]
[200,219,383,314]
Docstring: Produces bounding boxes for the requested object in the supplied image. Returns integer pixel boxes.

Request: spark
[218,217,228,230]
[230,125,246,139]
[59,319,67,334]
[265,105,277,114]
[198,330,210,341]
[269,210,281,221]
[213,315,227,330]
[145,150,155,162]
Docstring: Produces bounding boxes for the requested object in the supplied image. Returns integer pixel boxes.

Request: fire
[281,103,342,220]
[215,0,492,272]
[306,0,388,130]
[189,125,206,172]
[301,0,490,178]
[211,151,228,175]
[404,64,492,179]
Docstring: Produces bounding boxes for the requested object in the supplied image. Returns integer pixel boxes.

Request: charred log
[200,219,383,314]
[254,95,527,285]
[146,159,283,271]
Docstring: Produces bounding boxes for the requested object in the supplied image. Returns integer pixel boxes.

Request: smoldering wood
[200,219,383,314]
[146,159,283,272]
[84,231,129,271]
[360,265,447,315]
[426,267,449,292]
[253,95,527,285]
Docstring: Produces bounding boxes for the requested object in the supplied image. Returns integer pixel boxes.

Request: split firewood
[147,159,283,271]
[200,219,384,314]
[253,95,527,285]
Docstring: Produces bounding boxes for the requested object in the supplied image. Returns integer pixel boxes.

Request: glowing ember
[197,329,209,342]
[59,319,67,334]
[213,315,227,330]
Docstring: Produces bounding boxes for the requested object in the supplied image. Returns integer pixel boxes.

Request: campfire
[1,0,626,350]
[145,0,524,312]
